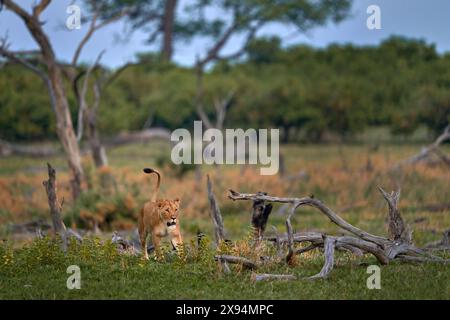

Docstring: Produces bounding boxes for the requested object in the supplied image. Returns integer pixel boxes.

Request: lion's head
[156,198,181,229]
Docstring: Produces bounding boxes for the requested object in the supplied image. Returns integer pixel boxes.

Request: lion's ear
[174,198,180,203]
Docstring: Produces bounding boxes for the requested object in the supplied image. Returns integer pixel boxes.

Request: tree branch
[393,124,450,169]
[308,236,337,279]
[75,50,105,141]
[214,255,257,270]
[207,174,226,244]
[72,7,129,66]
[32,0,51,20]
[229,189,389,245]
[0,39,46,81]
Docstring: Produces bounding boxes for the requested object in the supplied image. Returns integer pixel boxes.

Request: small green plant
[20,236,65,270]
[0,241,14,268]
[174,243,188,267]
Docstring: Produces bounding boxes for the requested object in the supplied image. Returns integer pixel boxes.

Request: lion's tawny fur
[138,168,183,260]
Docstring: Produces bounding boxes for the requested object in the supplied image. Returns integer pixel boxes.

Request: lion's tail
[143,168,161,203]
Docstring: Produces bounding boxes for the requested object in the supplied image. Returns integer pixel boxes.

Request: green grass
[1,142,449,300]
[1,237,449,300]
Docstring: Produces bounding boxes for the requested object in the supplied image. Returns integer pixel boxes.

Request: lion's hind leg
[138,222,149,260]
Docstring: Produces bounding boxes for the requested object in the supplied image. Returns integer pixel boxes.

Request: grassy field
[0,142,449,299]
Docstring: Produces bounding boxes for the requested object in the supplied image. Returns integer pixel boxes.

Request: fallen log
[103,128,171,147]
[0,128,171,158]
[392,125,450,170]
[308,236,336,279]
[228,187,449,279]
[214,255,258,270]
[252,273,296,281]
[0,139,57,157]
[424,229,450,252]
[417,203,450,213]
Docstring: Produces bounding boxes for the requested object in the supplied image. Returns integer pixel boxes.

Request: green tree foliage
[0,64,54,140]
[1,36,449,142]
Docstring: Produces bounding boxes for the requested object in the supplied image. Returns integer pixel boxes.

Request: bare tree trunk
[48,62,84,199]
[42,163,67,235]
[2,0,84,200]
[86,109,107,168]
[161,0,177,61]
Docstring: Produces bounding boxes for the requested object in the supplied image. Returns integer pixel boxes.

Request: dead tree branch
[425,229,450,251]
[378,187,411,243]
[42,163,66,235]
[0,129,171,158]
[393,125,450,169]
[75,50,105,141]
[308,236,337,280]
[207,175,226,243]
[229,189,389,245]
[103,128,171,147]
[214,255,257,270]
[252,273,296,282]
[207,175,230,273]
[71,5,129,67]
[228,188,449,278]
[0,139,57,157]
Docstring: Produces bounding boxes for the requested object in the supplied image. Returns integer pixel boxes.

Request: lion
[138,168,183,260]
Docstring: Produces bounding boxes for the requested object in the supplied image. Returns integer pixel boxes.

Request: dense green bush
[1,36,449,142]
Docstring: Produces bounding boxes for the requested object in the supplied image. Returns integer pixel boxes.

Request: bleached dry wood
[285,203,299,264]
[207,175,230,273]
[252,273,296,281]
[207,175,226,243]
[308,236,337,279]
[295,243,320,255]
[393,125,450,169]
[229,189,389,245]
[378,187,411,243]
[214,255,258,270]
[424,229,450,251]
[228,188,448,278]
[418,202,450,213]
[265,231,387,263]
[0,129,171,158]
[0,139,57,157]
[270,226,284,259]
[104,128,171,147]
[111,231,141,255]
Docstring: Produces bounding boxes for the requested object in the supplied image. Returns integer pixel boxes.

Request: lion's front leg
[152,233,164,261]
[170,233,183,252]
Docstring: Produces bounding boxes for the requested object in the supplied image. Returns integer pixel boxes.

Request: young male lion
[138,168,183,260]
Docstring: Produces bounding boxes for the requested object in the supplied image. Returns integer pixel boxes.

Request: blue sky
[0,0,449,68]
